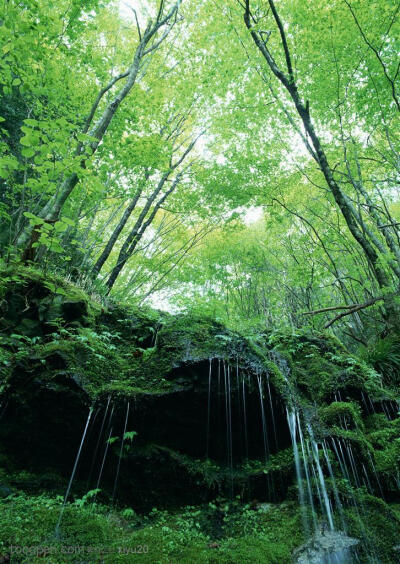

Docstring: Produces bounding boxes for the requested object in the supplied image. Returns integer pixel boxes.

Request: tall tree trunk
[92,172,150,275]
[106,172,183,291]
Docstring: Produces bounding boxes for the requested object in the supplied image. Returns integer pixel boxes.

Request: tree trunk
[92,174,150,275]
[106,172,182,291]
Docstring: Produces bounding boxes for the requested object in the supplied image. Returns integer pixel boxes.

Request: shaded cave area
[0,358,293,512]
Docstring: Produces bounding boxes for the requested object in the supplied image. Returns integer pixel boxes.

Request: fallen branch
[378,222,400,229]
[302,296,385,328]
[324,297,384,329]
[301,299,382,315]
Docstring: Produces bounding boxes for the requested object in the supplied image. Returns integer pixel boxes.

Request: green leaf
[107,436,119,445]
[20,136,32,147]
[60,216,75,227]
[54,221,68,232]
[23,212,44,224]
[124,431,138,442]
[21,147,35,158]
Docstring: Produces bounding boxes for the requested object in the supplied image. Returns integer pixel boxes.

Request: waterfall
[287,411,365,564]
[205,358,283,497]
[287,409,311,536]
[367,452,385,498]
[307,424,334,531]
[55,406,93,536]
[257,373,269,463]
[87,395,111,489]
[227,364,233,477]
[111,400,130,503]
[287,409,388,563]
[242,373,248,458]
[322,441,346,531]
[206,358,212,457]
[267,376,278,449]
[223,361,233,496]
[96,425,113,492]
[236,359,243,457]
[297,414,318,531]
[201,353,381,562]
[94,403,115,494]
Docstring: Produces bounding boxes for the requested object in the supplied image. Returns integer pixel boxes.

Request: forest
[0,0,399,562]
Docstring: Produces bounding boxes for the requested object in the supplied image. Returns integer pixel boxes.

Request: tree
[15,0,183,254]
[239,0,400,327]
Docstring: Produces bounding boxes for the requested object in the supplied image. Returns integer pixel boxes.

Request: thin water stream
[55,406,93,536]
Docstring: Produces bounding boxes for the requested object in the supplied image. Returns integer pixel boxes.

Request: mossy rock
[319,401,363,431]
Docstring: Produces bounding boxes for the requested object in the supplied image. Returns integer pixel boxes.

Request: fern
[359,335,400,385]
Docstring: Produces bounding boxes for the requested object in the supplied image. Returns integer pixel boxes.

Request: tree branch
[302,297,383,316]
[82,71,130,134]
[345,0,400,111]
[302,296,385,328]
[324,296,385,328]
[267,0,294,81]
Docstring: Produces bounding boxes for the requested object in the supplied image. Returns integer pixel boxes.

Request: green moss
[265,328,387,405]
[367,418,400,484]
[0,264,102,326]
[3,267,389,407]
[344,493,400,563]
[319,401,363,431]
[128,445,294,493]
[242,448,294,479]
[0,494,116,562]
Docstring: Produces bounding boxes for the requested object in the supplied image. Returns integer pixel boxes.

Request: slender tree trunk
[92,173,150,275]
[104,132,200,291]
[106,172,183,291]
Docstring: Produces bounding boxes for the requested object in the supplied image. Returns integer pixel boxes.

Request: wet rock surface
[293,530,360,564]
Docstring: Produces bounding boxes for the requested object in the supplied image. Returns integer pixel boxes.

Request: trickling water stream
[287,409,361,563]
[112,400,130,503]
[287,409,310,536]
[87,394,111,489]
[55,406,93,536]
[206,358,212,457]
